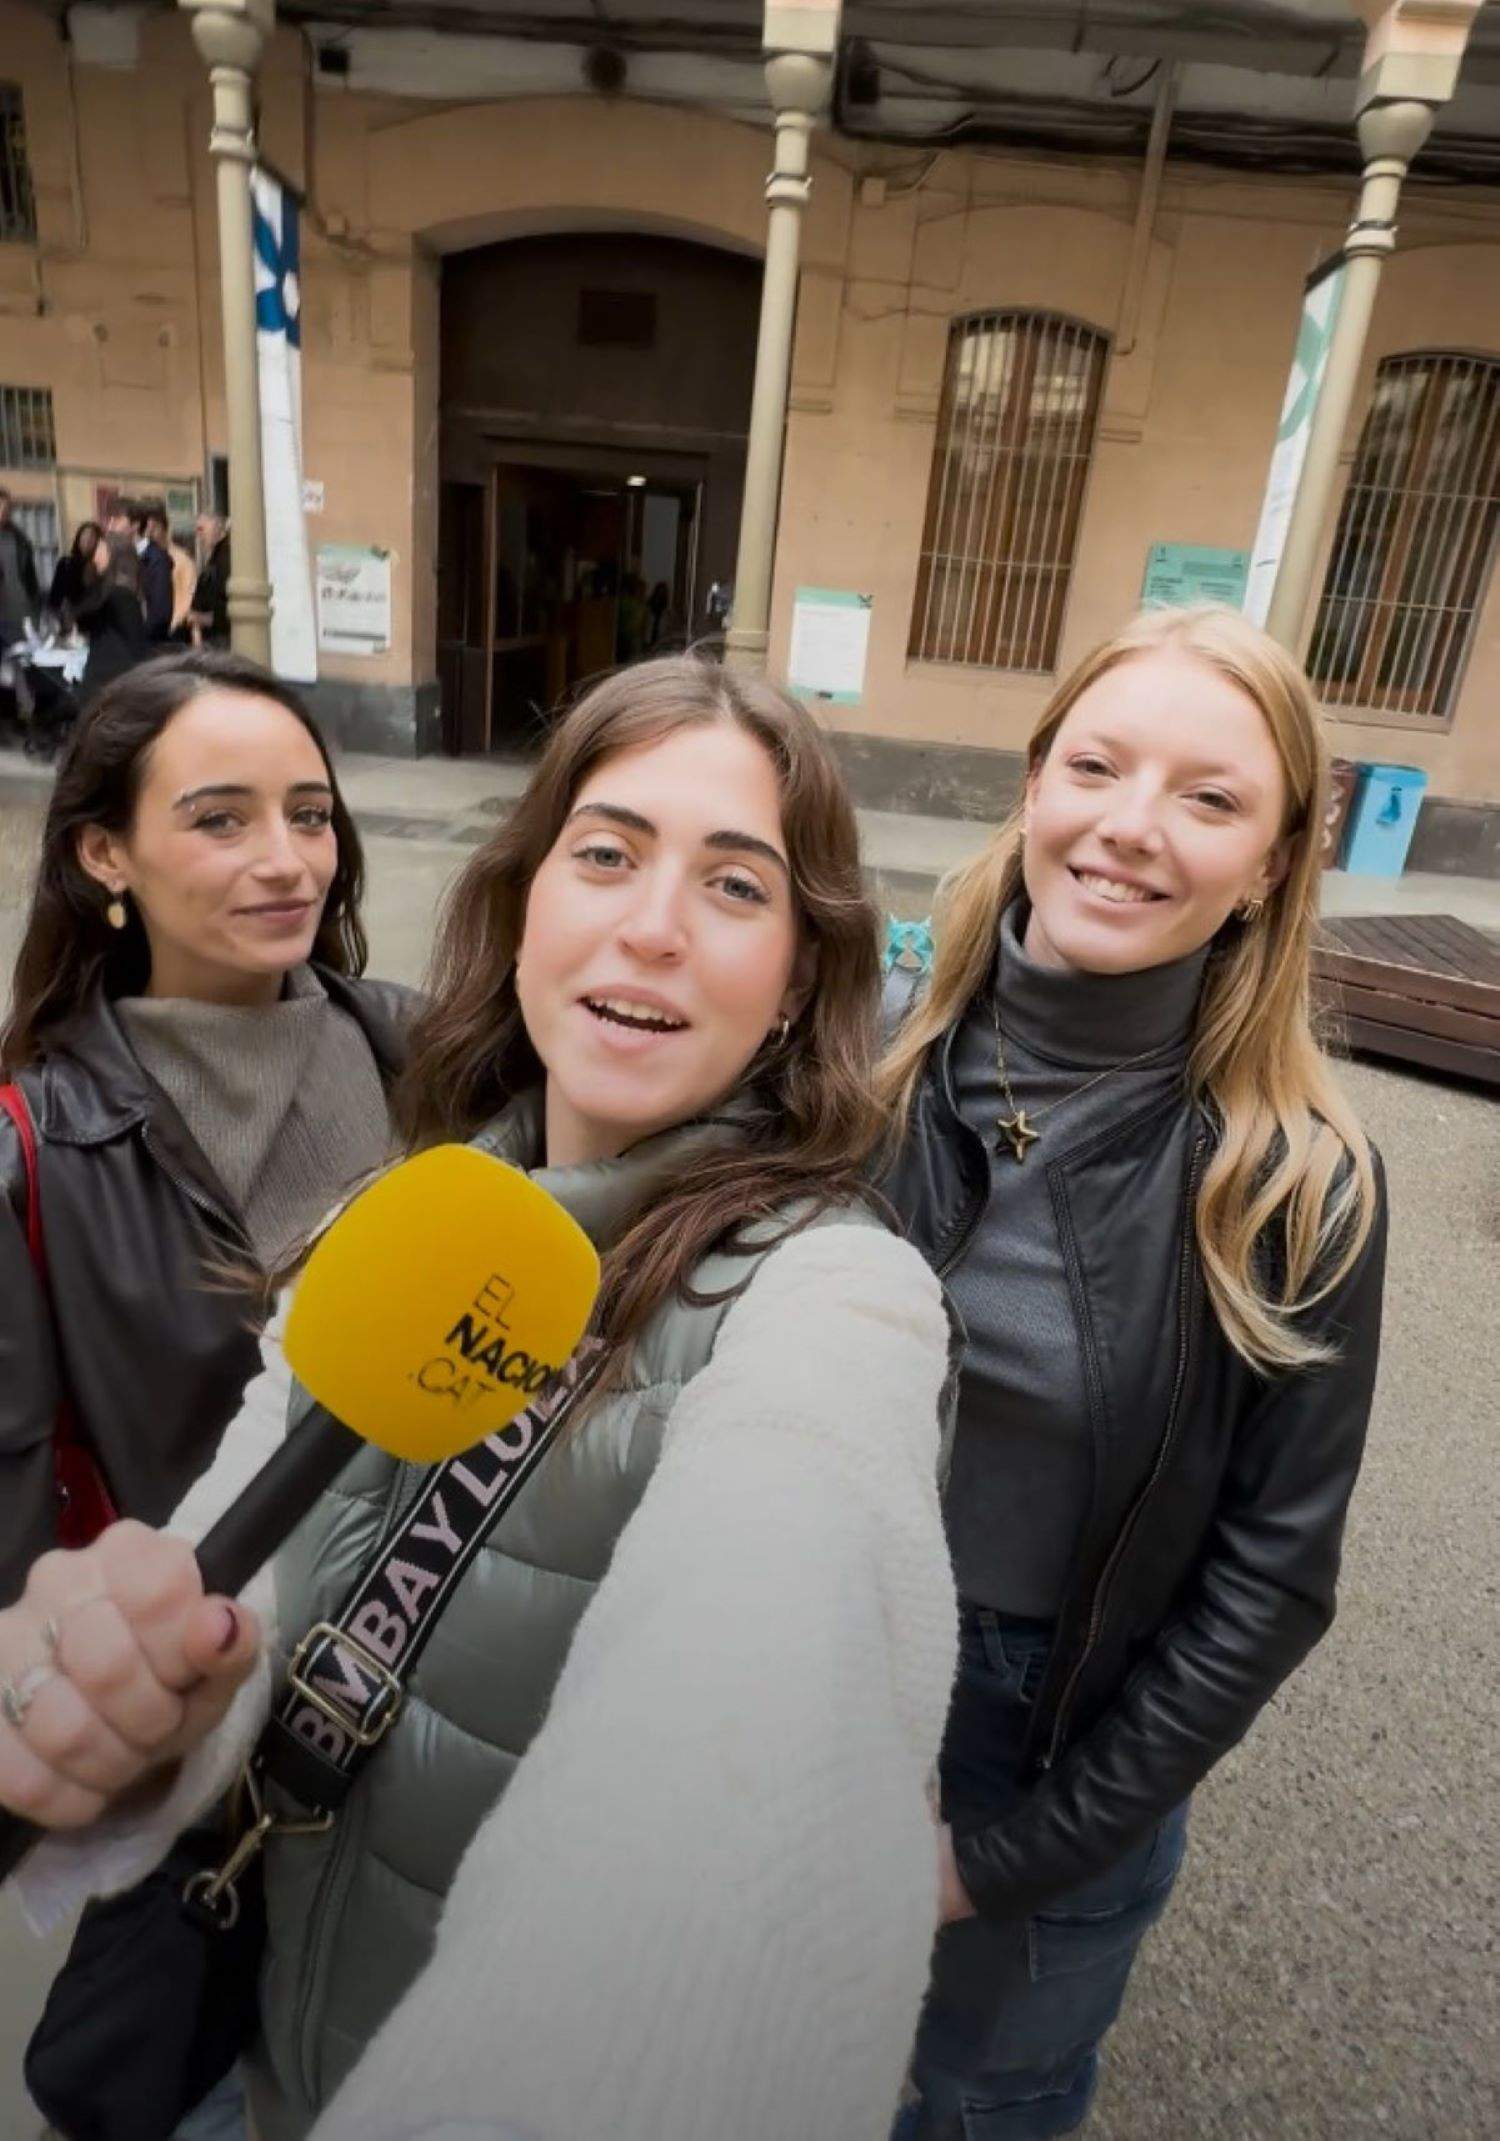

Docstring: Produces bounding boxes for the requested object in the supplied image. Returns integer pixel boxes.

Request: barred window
[10,497,58,588]
[0,384,56,469]
[909,311,1107,674]
[1308,352,1500,725]
[1,83,36,244]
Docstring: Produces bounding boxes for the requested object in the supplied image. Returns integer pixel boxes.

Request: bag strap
[0,1083,44,1272]
[254,1334,609,1818]
[0,1084,91,1466]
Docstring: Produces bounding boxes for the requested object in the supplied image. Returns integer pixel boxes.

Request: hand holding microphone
[0,1148,599,1872]
[0,1522,264,1832]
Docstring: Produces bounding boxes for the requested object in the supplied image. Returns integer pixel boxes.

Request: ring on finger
[0,1662,58,1728]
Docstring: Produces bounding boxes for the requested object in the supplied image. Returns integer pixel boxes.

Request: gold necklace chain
[990,999,1177,1163]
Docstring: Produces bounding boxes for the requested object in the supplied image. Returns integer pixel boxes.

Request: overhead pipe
[1115,61,1178,360]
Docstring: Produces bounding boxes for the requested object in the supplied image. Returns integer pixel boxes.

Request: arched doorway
[437,231,761,754]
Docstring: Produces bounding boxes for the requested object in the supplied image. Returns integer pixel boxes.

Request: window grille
[0,385,56,470]
[0,84,35,244]
[11,497,58,590]
[909,311,1107,674]
[1308,352,1500,725]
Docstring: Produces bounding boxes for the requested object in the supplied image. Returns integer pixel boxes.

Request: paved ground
[0,746,1496,2138]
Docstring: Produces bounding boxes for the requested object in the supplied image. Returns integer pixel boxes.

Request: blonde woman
[881,606,1387,2138]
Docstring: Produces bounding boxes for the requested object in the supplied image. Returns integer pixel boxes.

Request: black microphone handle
[0,1405,364,1885]
[195,1405,363,1598]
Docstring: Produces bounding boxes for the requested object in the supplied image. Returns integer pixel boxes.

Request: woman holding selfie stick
[0,655,958,2141]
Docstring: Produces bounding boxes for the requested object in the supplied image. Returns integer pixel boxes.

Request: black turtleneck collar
[993,900,1208,1073]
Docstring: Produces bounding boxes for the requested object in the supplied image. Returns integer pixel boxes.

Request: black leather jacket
[0,970,413,1603]
[884,994,1388,1920]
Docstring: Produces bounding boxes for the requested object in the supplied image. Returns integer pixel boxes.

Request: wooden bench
[1312,913,1500,1087]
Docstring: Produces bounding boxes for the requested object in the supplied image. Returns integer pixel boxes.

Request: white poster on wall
[251,165,318,682]
[316,544,392,655]
[788,587,873,706]
[1243,251,1348,629]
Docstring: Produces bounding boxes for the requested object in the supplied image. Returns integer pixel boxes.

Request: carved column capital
[180,0,274,80]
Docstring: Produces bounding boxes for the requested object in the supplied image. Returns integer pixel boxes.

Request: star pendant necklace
[991,998,1177,1164]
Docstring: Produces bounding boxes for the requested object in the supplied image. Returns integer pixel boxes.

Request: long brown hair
[1,650,368,1072]
[396,654,885,1352]
[95,529,140,600]
[879,605,1378,1374]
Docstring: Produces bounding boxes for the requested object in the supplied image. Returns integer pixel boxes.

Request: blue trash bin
[1341,762,1428,878]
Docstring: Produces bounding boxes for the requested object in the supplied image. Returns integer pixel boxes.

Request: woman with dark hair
[45,521,103,626]
[2,655,957,2141]
[0,649,412,1602]
[73,531,150,703]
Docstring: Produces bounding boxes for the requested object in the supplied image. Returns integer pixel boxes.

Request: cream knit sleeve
[314,1222,960,2141]
[13,1309,290,1936]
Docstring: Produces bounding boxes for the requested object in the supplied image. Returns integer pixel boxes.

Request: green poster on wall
[1141,542,1250,610]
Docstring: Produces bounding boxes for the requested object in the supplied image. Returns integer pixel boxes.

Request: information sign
[1142,543,1250,610]
[788,587,872,706]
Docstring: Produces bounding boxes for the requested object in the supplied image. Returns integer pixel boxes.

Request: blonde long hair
[878,605,1377,1374]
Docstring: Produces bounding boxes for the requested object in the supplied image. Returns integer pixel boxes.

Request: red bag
[0,1082,120,1549]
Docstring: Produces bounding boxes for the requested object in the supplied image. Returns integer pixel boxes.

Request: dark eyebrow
[567,802,655,836]
[567,802,789,878]
[703,828,789,878]
[173,781,333,809]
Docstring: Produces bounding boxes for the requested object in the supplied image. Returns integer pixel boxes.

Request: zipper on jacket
[294,1764,370,2107]
[935,1171,989,1282]
[140,1126,250,1254]
[1040,1130,1209,1769]
[931,1024,992,1282]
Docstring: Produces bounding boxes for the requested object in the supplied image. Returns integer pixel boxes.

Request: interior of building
[436,229,760,754]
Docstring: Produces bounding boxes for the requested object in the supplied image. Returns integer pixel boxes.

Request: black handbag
[24,1821,265,2141]
[20,1349,601,2141]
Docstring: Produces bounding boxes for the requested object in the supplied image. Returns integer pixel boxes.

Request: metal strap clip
[287,1619,404,1748]
[182,1765,332,1931]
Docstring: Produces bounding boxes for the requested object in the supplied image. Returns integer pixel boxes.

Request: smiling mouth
[583,996,689,1034]
[1070,869,1168,907]
[238,901,313,918]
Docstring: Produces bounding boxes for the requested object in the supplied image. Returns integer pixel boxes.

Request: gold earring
[106,894,127,931]
[1236,895,1266,923]
[769,1012,792,1048]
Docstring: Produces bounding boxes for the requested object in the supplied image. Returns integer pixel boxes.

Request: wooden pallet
[1312,913,1500,1086]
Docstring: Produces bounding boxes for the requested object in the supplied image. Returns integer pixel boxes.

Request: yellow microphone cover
[283,1146,601,1465]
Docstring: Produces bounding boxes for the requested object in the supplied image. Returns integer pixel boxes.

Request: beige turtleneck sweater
[116,965,394,1270]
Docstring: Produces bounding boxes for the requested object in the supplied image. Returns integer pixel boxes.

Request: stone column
[1264,3,1483,650]
[724,2,840,673]
[180,0,274,665]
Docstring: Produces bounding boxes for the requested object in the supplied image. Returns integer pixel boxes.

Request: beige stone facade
[2,3,1498,823]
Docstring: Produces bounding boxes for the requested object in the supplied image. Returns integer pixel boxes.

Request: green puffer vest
[248,1093,879,2140]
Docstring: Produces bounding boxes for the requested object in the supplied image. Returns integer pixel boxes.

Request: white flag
[1242,252,1347,631]
[251,168,318,682]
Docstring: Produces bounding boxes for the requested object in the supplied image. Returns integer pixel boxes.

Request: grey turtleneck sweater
[944,902,1209,1617]
[117,965,394,1272]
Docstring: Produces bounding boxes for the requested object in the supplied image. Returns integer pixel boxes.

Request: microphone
[198,1144,600,1591]
[1,1145,600,1881]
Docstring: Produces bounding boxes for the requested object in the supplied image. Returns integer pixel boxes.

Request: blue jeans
[172,2066,248,2141]
[896,1607,1188,2140]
